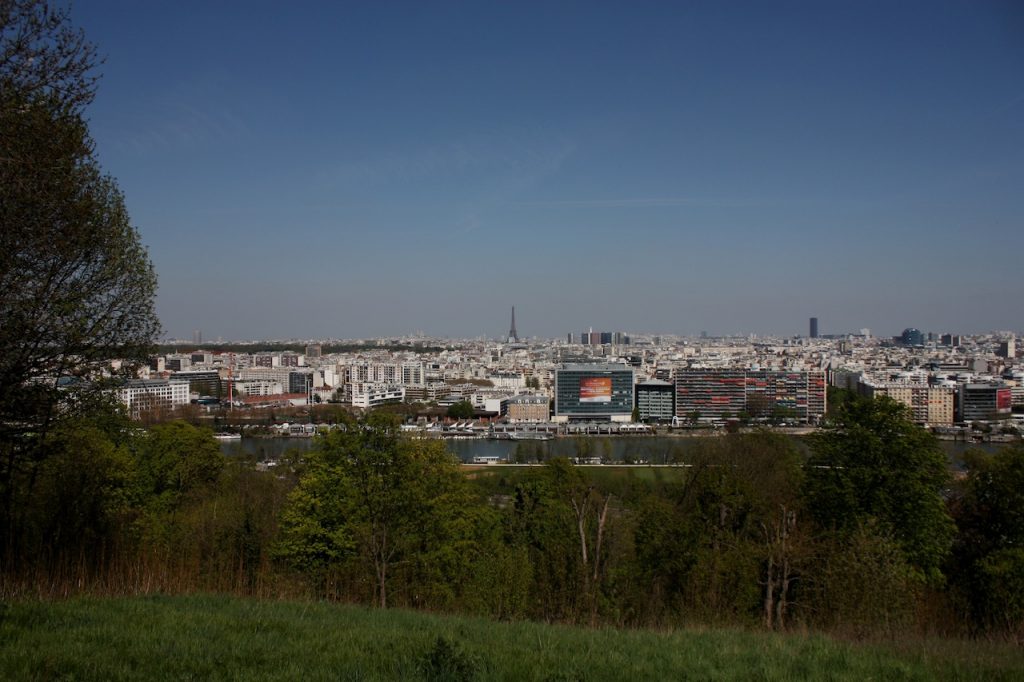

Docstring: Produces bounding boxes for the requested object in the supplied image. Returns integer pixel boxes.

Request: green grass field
[1,595,1021,681]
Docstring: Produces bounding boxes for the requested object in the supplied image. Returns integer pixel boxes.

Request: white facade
[348,362,402,385]
[402,362,426,387]
[488,372,526,389]
[232,380,284,397]
[352,386,405,408]
[116,380,190,417]
[238,367,294,384]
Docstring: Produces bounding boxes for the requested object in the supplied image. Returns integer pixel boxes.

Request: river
[220,435,1005,467]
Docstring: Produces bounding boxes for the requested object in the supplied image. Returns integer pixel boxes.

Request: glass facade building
[554,363,635,421]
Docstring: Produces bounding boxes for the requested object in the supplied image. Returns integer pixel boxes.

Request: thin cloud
[323,134,575,186]
[105,71,250,155]
[517,198,701,208]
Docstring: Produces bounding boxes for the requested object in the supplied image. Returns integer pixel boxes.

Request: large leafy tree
[950,443,1024,633]
[1,0,99,113]
[634,432,807,628]
[276,415,476,608]
[1,1,160,559]
[803,394,954,580]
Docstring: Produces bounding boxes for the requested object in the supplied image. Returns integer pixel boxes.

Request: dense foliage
[1,0,159,564]
[5,398,1024,640]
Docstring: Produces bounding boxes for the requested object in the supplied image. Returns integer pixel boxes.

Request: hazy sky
[72,1,1023,340]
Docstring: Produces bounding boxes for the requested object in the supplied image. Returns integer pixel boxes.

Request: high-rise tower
[508,306,519,343]
[809,317,818,339]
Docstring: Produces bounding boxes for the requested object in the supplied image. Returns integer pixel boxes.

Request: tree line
[3,392,1024,639]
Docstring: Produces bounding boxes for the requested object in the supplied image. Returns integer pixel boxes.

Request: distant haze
[73,2,1024,340]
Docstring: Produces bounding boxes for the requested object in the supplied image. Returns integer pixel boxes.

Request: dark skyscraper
[508,306,519,343]
[809,317,818,338]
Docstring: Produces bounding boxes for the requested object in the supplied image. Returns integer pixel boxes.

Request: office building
[506,395,550,422]
[232,380,284,397]
[401,362,426,387]
[116,379,190,418]
[809,317,818,339]
[674,369,747,420]
[635,379,675,422]
[901,328,924,346]
[170,369,221,397]
[958,384,1013,422]
[859,382,955,425]
[575,329,629,346]
[553,363,635,422]
[674,369,826,422]
[351,386,405,409]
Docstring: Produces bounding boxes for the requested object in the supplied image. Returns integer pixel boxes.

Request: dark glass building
[901,328,924,346]
[554,363,635,422]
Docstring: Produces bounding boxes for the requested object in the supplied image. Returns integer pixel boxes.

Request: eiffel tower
[508,306,519,343]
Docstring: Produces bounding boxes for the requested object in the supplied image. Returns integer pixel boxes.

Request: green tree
[132,421,225,545]
[544,458,615,625]
[950,443,1024,633]
[504,469,586,621]
[1,2,159,560]
[1,0,99,113]
[807,523,920,635]
[635,433,807,628]
[803,395,953,581]
[446,401,474,420]
[26,418,136,564]
[276,414,476,608]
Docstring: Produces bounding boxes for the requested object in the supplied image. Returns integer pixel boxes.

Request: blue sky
[72,1,1023,340]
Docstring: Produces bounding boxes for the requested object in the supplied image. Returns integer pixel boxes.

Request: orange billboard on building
[580,376,612,403]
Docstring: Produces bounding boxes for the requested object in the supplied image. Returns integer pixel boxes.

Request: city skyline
[168,315,1020,346]
[72,2,1024,340]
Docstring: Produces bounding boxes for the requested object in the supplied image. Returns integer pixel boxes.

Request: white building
[351,386,405,408]
[402,362,426,387]
[116,379,190,418]
[232,380,284,397]
[488,371,526,390]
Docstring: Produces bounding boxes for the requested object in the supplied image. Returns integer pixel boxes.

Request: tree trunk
[777,556,790,630]
[571,497,590,566]
[763,552,775,629]
[590,496,611,627]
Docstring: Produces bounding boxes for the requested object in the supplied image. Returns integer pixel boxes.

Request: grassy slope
[1,595,1021,681]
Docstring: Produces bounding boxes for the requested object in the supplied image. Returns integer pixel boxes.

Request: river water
[221,435,1002,467]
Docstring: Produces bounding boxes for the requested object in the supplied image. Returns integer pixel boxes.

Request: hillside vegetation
[6,404,1024,640]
